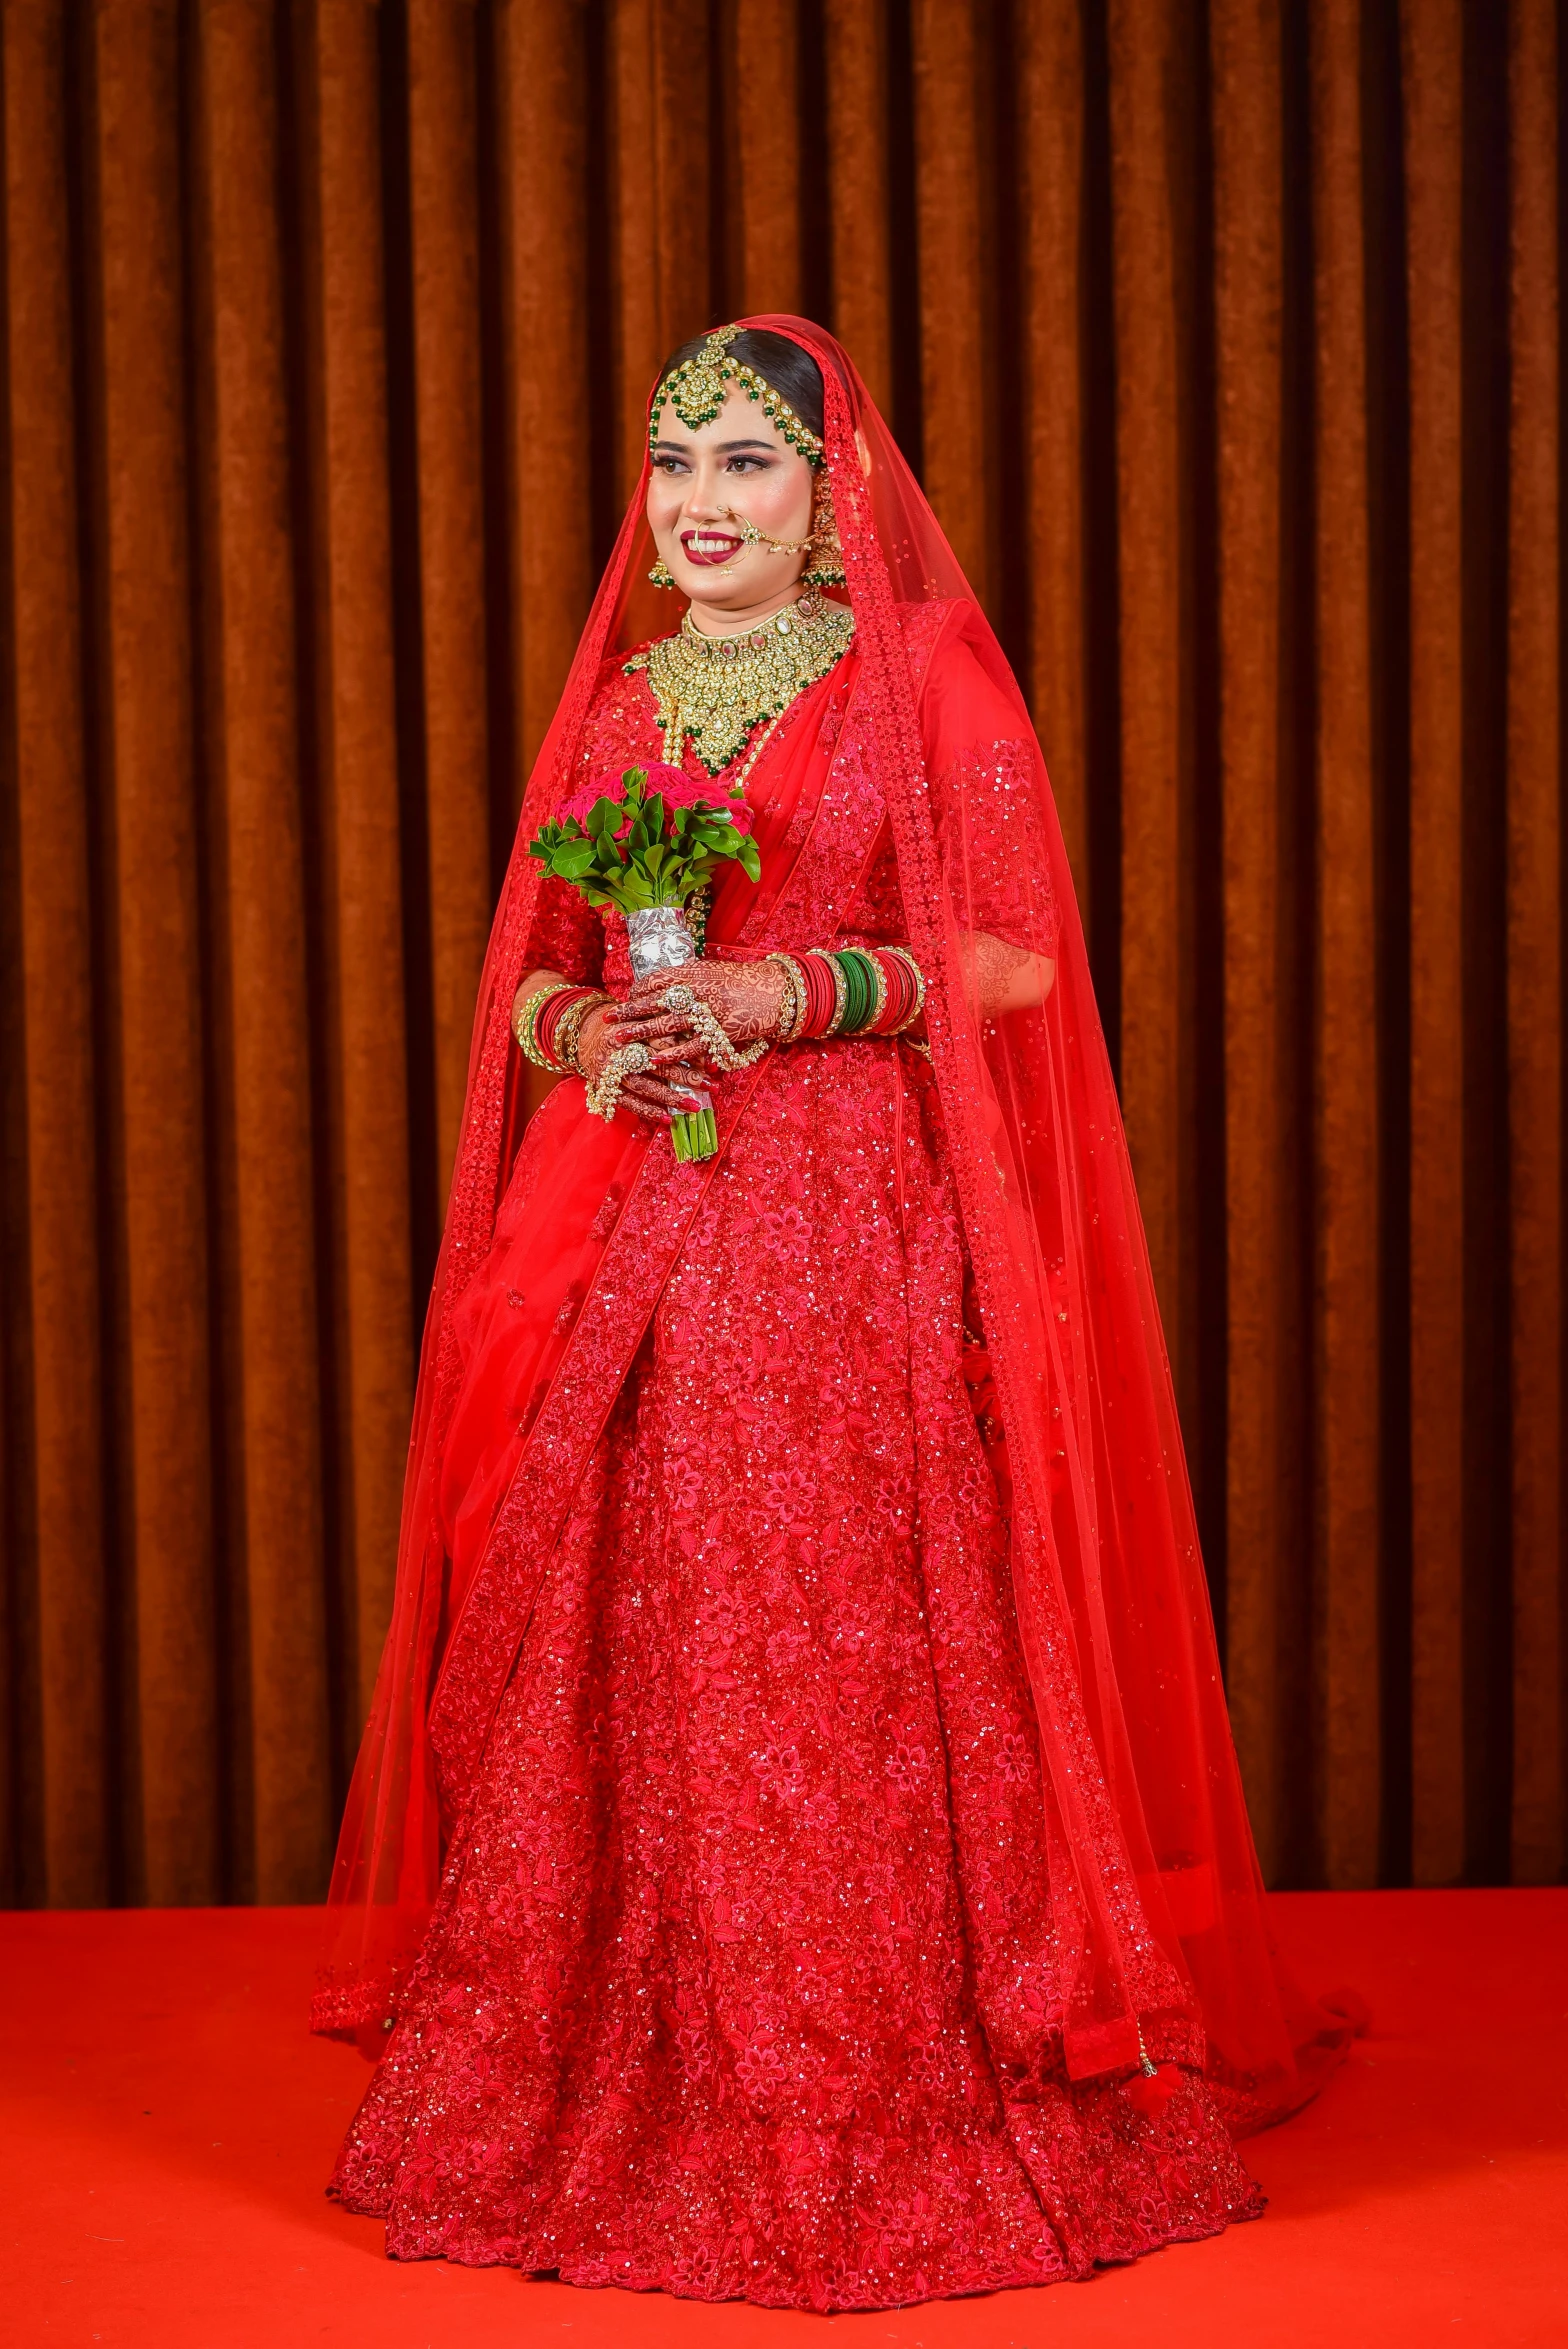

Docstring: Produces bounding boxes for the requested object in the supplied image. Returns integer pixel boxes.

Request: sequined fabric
[318,319,1355,2295]
[332,1041,1261,2308]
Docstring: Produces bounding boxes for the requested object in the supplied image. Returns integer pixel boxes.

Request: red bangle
[535,984,594,1069]
[869,949,906,1033]
[798,950,838,1038]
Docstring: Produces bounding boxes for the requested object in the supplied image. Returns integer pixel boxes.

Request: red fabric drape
[318,319,1349,2128]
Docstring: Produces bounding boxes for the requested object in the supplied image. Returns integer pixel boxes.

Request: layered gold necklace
[624,591,856,779]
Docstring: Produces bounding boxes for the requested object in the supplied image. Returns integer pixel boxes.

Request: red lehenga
[316,321,1353,2311]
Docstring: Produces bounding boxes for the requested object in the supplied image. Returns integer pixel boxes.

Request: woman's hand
[574,1002,708,1125]
[608,957,787,1061]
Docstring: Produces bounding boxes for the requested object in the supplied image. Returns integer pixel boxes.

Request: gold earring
[801,473,846,586]
[648,558,676,588]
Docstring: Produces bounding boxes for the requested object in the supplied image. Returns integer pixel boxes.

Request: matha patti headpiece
[649,323,825,467]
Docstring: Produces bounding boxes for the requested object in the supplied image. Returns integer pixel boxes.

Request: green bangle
[859,948,882,1033]
[836,950,862,1035]
[838,948,876,1035]
[829,950,857,1035]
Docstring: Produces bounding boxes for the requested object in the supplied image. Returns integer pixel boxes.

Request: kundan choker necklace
[624,590,855,778]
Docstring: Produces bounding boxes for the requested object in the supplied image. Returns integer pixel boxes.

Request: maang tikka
[648,322,826,466]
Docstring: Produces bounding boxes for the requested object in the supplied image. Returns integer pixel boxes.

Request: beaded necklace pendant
[624,591,855,779]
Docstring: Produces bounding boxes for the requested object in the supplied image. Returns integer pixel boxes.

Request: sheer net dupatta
[316,311,1350,2128]
[746,317,1350,2124]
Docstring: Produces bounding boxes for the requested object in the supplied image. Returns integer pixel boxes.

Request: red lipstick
[679,528,744,568]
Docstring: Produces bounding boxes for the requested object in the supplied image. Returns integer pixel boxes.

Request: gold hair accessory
[624,589,855,776]
[648,558,676,589]
[649,323,824,466]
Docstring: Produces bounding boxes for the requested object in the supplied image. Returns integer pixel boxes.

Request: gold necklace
[624,591,855,779]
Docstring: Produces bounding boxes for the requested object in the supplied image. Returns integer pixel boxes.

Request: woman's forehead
[650,384,800,457]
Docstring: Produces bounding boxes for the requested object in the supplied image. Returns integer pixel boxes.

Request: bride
[316,318,1351,2310]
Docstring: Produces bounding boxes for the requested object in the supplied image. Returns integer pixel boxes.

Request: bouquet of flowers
[530,761,759,911]
[529,763,760,1160]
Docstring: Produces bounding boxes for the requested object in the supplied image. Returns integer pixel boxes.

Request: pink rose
[555,762,752,836]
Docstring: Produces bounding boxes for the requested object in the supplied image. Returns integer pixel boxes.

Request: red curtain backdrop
[0,0,1560,1907]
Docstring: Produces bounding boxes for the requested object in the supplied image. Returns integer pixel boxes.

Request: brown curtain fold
[191,0,330,1900]
[0,0,106,1908]
[405,0,491,1206]
[1109,0,1197,1417]
[1212,0,1295,1886]
[1,0,1562,1907]
[1506,0,1562,1887]
[1400,0,1464,1889]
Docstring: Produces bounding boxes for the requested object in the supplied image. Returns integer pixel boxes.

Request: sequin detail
[332,1048,1261,2307]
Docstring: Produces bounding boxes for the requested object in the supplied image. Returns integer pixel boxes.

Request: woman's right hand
[574,1002,708,1124]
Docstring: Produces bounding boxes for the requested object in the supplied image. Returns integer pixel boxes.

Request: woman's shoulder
[892,597,1008,702]
[891,598,1033,754]
[576,645,665,768]
[893,595,1006,691]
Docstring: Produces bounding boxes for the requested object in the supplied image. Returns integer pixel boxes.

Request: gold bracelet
[513,981,572,1067]
[766,952,807,1043]
[584,1040,651,1122]
[554,989,611,1074]
[815,948,849,1038]
[660,984,769,1073]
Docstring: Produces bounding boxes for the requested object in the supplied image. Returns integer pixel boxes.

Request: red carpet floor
[5,1890,1565,2347]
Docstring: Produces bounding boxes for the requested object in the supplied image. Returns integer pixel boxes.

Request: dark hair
[654,327,825,440]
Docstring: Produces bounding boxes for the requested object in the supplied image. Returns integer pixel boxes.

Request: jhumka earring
[648,558,676,588]
[802,472,846,587]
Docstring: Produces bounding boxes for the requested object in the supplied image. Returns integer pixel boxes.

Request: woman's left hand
[607,957,787,1061]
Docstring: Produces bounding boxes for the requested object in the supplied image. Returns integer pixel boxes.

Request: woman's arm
[962,932,1056,1017]
[512,968,710,1124]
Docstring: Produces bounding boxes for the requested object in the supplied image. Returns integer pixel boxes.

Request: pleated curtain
[0,0,1560,1907]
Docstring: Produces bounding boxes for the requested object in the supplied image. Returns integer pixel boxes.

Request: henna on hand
[575,1003,706,1124]
[610,956,788,1056]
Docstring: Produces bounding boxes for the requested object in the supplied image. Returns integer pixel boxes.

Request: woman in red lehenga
[316,320,1352,2311]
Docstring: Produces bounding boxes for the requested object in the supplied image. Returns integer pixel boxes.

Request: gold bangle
[554,989,611,1074]
[513,981,572,1067]
[818,949,849,1038]
[766,952,806,1042]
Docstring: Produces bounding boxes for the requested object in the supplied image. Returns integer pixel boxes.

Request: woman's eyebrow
[650,436,777,456]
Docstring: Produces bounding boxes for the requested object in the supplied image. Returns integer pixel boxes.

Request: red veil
[315,317,1349,2129]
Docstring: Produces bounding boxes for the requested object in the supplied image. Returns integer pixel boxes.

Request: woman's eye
[652,455,688,474]
[726,456,768,474]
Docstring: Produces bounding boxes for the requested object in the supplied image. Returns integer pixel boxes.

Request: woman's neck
[684,583,805,638]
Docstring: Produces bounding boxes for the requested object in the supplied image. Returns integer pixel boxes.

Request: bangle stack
[512,982,611,1073]
[768,945,926,1042]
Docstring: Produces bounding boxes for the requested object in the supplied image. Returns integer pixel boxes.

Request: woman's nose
[682,462,729,520]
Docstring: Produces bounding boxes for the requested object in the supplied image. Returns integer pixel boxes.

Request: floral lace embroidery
[333,1044,1261,2309]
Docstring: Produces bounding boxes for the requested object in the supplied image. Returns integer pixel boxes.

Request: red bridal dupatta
[315,318,1350,2131]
